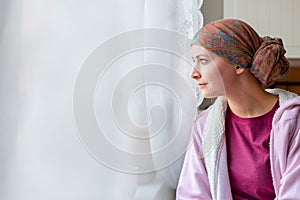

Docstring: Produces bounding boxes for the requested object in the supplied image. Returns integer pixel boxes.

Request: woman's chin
[200,89,214,98]
[200,90,223,99]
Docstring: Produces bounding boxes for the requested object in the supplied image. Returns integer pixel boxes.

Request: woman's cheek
[206,66,226,96]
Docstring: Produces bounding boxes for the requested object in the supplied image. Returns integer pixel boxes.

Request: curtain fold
[0,1,203,199]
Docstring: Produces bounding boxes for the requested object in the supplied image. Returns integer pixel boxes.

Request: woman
[176,19,300,199]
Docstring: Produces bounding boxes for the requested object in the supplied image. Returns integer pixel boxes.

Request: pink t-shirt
[225,102,279,200]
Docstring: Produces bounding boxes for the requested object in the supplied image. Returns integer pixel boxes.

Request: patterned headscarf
[192,19,290,86]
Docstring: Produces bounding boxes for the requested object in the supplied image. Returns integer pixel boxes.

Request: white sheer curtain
[0,0,203,199]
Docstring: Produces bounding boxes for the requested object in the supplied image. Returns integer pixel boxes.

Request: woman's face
[191,45,237,98]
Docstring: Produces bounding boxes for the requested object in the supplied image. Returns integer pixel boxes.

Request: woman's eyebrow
[193,54,209,59]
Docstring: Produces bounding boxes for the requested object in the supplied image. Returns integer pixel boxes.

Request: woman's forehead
[192,45,214,58]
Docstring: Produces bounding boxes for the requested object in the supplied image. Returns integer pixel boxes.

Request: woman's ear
[235,65,245,75]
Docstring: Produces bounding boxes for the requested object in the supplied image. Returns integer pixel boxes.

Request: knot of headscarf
[251,36,290,86]
[192,19,290,86]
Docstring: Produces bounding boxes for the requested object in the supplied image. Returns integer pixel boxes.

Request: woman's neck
[226,85,278,118]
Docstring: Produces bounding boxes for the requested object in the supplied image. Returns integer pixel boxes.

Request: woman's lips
[198,83,208,88]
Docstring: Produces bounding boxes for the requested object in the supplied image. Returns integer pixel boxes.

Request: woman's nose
[190,66,201,80]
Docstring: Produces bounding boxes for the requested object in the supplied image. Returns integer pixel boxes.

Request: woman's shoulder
[193,97,226,131]
[274,96,300,122]
[272,95,300,140]
[266,88,299,122]
[266,88,298,103]
[193,107,212,131]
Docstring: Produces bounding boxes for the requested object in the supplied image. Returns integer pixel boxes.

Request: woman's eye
[192,57,208,65]
[199,59,207,65]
